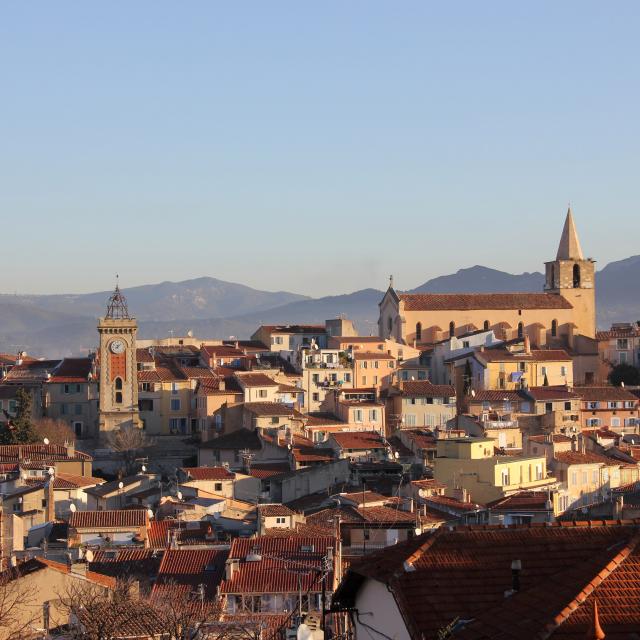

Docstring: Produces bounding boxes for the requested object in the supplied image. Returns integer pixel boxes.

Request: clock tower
[98,283,141,435]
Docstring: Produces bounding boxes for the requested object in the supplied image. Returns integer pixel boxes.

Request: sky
[1,2,639,298]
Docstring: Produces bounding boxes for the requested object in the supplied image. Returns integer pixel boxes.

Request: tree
[34,417,76,445]
[57,577,156,640]
[0,564,38,640]
[608,363,640,387]
[0,388,38,445]
[106,426,154,476]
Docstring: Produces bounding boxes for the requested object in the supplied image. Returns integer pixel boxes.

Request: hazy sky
[1,2,639,297]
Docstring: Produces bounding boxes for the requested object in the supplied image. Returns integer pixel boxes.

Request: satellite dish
[43,437,50,445]
[187,330,194,338]
[213,512,220,520]
[85,549,94,563]
[69,504,77,513]
[394,451,400,459]
[177,491,183,500]
[141,465,147,473]
[471,389,476,398]
[414,527,422,536]
[48,467,55,476]
[621,381,626,388]
[10,556,17,568]
[118,481,124,490]
[147,509,154,519]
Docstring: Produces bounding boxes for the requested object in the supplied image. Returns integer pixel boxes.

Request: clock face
[110,339,125,354]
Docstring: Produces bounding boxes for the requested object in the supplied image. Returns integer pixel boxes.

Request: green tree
[0,388,39,444]
[608,363,640,387]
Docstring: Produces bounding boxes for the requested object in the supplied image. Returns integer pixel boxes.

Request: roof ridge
[544,529,640,637]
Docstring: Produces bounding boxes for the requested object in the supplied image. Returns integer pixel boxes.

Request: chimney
[70,560,87,577]
[65,441,75,459]
[15,351,23,366]
[511,559,522,592]
[46,478,55,522]
[226,558,239,581]
[524,335,531,354]
[571,435,578,451]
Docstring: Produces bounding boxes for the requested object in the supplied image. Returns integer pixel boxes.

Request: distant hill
[411,265,544,293]
[0,277,308,322]
[2,258,640,358]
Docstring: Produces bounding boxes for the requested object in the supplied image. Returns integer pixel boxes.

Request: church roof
[556,206,585,260]
[398,292,572,311]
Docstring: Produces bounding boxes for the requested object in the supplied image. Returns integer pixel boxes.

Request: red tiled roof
[527,386,580,401]
[69,510,148,529]
[221,535,335,595]
[486,491,552,511]
[0,444,92,462]
[528,434,573,444]
[396,381,456,398]
[477,347,572,363]
[330,431,387,450]
[198,428,262,451]
[337,522,640,639]
[152,548,228,600]
[399,292,573,311]
[554,451,621,466]
[423,495,484,512]
[48,357,94,382]
[53,472,104,490]
[147,520,216,549]
[336,490,390,505]
[247,463,290,479]
[352,352,395,360]
[235,373,279,387]
[258,504,296,517]
[243,402,299,417]
[596,326,640,340]
[576,386,639,402]
[400,429,438,451]
[182,466,235,481]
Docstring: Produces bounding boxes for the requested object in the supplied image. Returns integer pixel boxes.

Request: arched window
[387,317,392,334]
[449,321,455,338]
[517,322,524,338]
[115,377,123,390]
[573,264,581,288]
[415,322,422,342]
[551,319,558,337]
[483,320,490,331]
[115,392,123,404]
[550,264,555,288]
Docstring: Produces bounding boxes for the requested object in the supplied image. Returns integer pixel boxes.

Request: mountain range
[2,256,639,358]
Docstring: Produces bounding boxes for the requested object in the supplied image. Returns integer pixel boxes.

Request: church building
[378,208,598,384]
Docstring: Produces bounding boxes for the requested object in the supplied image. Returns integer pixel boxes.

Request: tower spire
[105,280,130,319]
[556,205,584,260]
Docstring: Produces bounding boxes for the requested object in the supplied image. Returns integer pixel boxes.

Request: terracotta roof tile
[69,510,148,529]
[329,431,387,450]
[399,292,572,311]
[576,386,639,402]
[182,466,235,481]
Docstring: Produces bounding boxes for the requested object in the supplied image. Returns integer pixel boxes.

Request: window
[140,382,152,392]
[64,384,71,394]
[170,398,181,411]
[115,392,122,404]
[617,338,629,350]
[354,410,363,423]
[312,374,319,383]
[115,377,123,390]
[373,376,378,385]
[258,389,268,398]
[61,404,68,415]
[560,366,567,376]
[74,421,83,438]
[74,404,82,415]
[12,503,21,513]
[611,417,621,427]
[276,517,286,524]
[462,341,470,348]
[620,352,628,365]
[517,322,524,338]
[401,371,409,381]
[519,362,526,372]
[551,320,558,337]
[483,320,490,331]
[171,382,179,394]
[573,263,581,288]
[541,366,547,377]
[449,321,455,338]
[535,464,543,480]
[139,399,153,411]
[545,402,553,413]
[550,264,555,288]
[270,417,279,424]
[405,414,417,426]
[415,322,422,342]
[369,409,378,421]
[564,401,572,410]
[501,469,510,486]
[361,361,367,369]
[387,317,392,333]
[344,373,351,383]
[214,482,223,492]
[312,393,319,402]
[362,376,367,385]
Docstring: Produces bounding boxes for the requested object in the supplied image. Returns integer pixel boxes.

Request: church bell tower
[98,283,141,435]
[544,207,596,338]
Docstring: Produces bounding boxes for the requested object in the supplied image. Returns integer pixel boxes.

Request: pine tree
[0,388,39,445]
